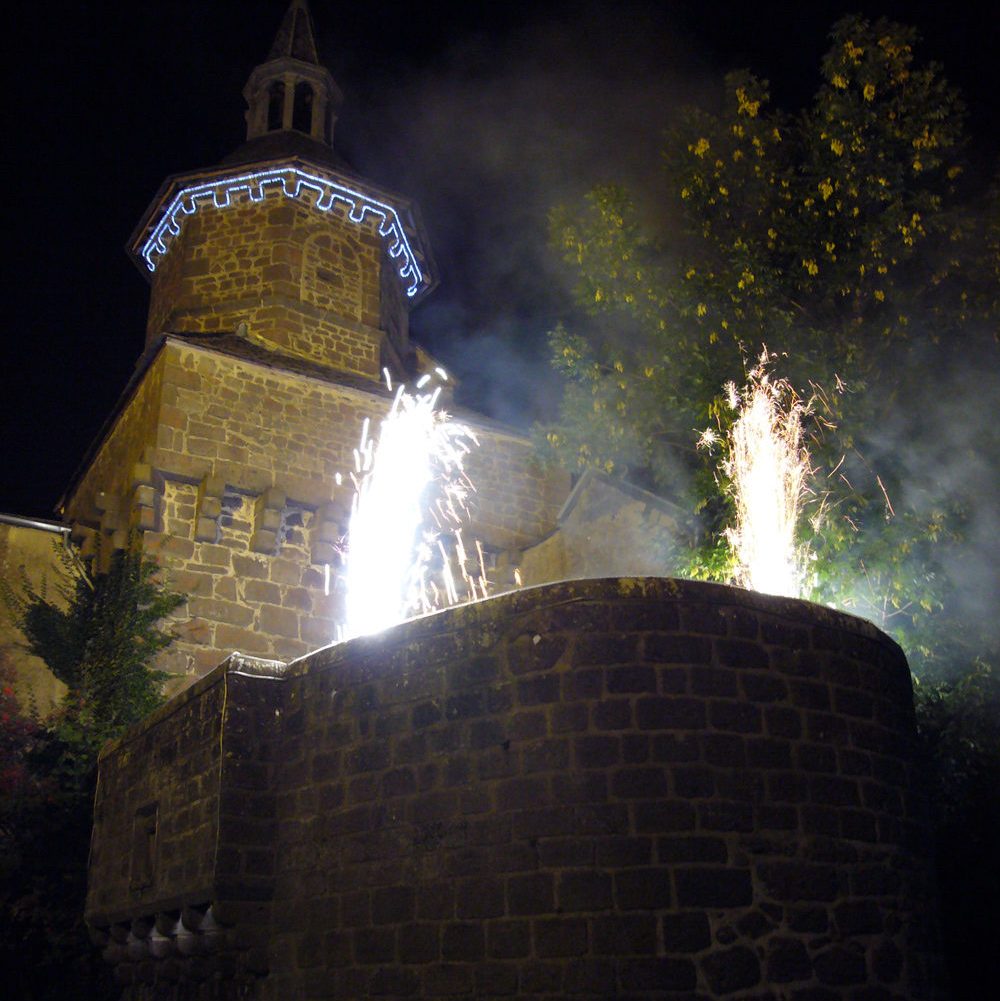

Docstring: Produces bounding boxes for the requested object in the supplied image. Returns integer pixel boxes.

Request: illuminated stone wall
[63,338,568,687]
[0,519,69,712]
[145,198,385,380]
[87,578,943,999]
[519,470,685,586]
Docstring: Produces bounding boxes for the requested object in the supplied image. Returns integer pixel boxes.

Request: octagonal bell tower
[244,0,343,146]
[59,0,567,686]
[128,0,435,383]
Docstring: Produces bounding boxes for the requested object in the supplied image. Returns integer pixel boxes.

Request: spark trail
[342,374,488,639]
[701,351,812,598]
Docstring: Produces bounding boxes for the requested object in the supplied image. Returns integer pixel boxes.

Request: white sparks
[342,378,489,639]
[703,351,812,598]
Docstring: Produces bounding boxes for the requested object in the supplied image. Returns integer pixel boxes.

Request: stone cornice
[129,160,435,302]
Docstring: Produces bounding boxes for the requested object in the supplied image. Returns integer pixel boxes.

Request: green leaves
[6,541,184,758]
[541,13,998,687]
[0,542,182,998]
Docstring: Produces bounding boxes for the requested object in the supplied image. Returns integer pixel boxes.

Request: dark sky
[4,0,997,519]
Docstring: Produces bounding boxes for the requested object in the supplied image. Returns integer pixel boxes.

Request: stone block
[661,912,711,952]
[813,945,868,986]
[396,923,439,964]
[310,541,338,565]
[257,507,282,533]
[486,920,530,959]
[131,463,154,488]
[612,766,668,799]
[250,529,278,555]
[313,519,342,544]
[675,867,753,908]
[259,604,298,638]
[352,927,394,965]
[441,922,485,961]
[455,878,505,919]
[194,517,218,542]
[758,861,840,902]
[644,634,712,664]
[134,484,157,510]
[614,868,672,910]
[834,900,884,936]
[557,871,613,912]
[619,957,697,991]
[701,945,761,993]
[562,958,616,995]
[371,886,415,925]
[766,935,813,982]
[534,918,588,958]
[507,874,553,916]
[635,695,706,730]
[132,508,157,532]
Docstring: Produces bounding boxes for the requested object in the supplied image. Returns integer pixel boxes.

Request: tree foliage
[5,542,182,758]
[913,660,1000,1000]
[542,20,999,995]
[542,14,999,677]
[1,541,184,999]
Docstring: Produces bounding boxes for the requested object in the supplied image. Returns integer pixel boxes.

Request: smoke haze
[341,2,718,423]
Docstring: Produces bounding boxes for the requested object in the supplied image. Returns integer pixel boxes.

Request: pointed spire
[268,0,320,65]
[240,0,343,150]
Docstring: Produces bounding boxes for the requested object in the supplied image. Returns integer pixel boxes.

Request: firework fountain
[341,371,489,639]
[701,351,812,599]
[88,369,943,1001]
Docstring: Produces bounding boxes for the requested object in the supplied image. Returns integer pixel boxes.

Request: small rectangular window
[129,802,159,891]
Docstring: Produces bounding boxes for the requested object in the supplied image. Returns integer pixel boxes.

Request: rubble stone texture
[87,577,944,999]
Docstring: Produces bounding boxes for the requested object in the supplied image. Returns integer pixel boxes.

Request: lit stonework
[56,1,570,687]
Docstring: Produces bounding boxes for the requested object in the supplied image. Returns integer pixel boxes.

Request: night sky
[4,0,997,519]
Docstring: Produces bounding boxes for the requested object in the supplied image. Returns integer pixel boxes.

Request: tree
[542,14,998,678]
[541,17,999,997]
[6,541,183,760]
[1,541,184,999]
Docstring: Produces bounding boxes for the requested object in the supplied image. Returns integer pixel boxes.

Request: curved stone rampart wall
[88,578,942,1000]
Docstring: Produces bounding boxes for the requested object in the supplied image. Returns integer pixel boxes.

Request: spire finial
[268,0,320,65]
[242,0,342,147]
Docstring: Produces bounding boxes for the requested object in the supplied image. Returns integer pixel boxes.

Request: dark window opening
[293,82,314,134]
[267,81,286,131]
[129,802,159,891]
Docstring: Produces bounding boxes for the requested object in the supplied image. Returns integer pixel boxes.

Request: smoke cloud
[339,1,717,425]
[336,4,999,668]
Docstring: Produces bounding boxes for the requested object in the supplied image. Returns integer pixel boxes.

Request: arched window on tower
[293,82,314,134]
[267,81,286,131]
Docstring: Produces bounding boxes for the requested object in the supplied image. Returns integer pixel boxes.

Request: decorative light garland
[140,166,427,297]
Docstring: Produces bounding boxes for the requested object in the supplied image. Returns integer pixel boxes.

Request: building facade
[2,1,689,705]
[53,0,571,688]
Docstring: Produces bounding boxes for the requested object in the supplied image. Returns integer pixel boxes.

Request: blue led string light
[141,166,426,297]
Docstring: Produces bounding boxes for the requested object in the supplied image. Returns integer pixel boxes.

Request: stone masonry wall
[519,474,684,587]
[146,197,383,379]
[87,669,226,920]
[88,578,943,1000]
[0,520,70,712]
[66,340,568,688]
[88,657,280,986]
[67,354,166,528]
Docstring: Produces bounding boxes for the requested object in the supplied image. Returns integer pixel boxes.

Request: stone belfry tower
[135,0,435,381]
[58,0,567,685]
